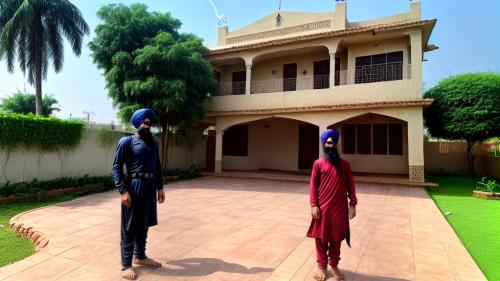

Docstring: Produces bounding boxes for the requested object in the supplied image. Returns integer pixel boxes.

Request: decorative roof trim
[206,99,434,116]
[207,19,436,56]
[226,20,331,44]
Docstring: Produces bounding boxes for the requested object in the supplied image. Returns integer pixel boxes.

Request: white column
[407,116,425,182]
[410,30,423,94]
[318,125,328,157]
[215,130,224,173]
[245,64,252,95]
[329,52,336,87]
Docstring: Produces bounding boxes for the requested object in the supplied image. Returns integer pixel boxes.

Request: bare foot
[121,267,136,280]
[331,266,345,280]
[313,267,327,281]
[133,257,162,267]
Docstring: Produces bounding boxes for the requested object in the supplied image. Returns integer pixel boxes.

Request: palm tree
[0,0,89,115]
[0,90,60,116]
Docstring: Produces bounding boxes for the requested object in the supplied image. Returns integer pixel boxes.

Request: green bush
[163,166,201,180]
[0,113,84,150]
[0,175,115,198]
[475,177,500,193]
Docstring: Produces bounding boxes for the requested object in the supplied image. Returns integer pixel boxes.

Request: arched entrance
[328,113,409,175]
[214,117,320,172]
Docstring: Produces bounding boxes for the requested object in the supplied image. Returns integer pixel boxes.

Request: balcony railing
[217,63,412,96]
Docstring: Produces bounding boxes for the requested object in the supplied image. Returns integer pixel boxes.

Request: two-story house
[202,1,437,182]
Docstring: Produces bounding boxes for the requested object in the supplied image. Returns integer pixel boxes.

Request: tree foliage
[0,0,89,115]
[424,72,500,173]
[88,4,217,166]
[0,91,60,116]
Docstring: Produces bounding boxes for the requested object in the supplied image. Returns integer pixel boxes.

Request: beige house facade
[203,1,437,182]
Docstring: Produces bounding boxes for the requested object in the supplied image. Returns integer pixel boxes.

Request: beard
[137,126,153,142]
[324,146,340,167]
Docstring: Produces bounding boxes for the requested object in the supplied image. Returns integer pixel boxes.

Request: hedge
[0,113,84,150]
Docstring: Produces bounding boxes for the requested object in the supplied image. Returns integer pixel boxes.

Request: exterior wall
[216,106,424,175]
[251,50,329,84]
[167,136,207,171]
[339,114,409,175]
[222,118,301,171]
[0,129,206,185]
[424,141,498,177]
[208,79,418,112]
[486,157,500,178]
[0,129,117,185]
[346,38,411,84]
[216,2,420,46]
[226,11,334,39]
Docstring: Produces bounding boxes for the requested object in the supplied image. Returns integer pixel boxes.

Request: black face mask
[324,146,340,167]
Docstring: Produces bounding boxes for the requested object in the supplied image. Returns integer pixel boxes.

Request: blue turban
[131,108,157,129]
[321,129,340,145]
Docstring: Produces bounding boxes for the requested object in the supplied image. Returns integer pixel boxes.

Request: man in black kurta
[112,108,165,280]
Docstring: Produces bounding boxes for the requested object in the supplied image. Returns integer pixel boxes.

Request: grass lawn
[0,189,112,268]
[427,175,500,281]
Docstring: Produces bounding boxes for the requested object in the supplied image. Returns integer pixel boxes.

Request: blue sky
[0,0,499,123]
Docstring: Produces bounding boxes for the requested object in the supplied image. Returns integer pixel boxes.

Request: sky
[0,0,499,124]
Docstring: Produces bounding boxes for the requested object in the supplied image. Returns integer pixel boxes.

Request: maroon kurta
[307,157,357,246]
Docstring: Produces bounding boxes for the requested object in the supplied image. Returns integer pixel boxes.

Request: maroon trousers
[315,238,341,268]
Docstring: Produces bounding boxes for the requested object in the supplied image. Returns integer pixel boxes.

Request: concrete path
[0,177,486,281]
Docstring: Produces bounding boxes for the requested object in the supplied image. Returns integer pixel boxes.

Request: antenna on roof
[207,0,226,26]
[276,0,282,26]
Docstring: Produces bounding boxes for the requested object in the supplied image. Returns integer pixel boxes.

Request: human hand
[348,205,356,220]
[157,189,165,204]
[311,206,321,219]
[121,192,132,208]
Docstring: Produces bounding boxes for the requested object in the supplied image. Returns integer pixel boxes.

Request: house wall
[424,141,500,178]
[222,118,301,171]
[218,107,421,174]
[0,129,206,185]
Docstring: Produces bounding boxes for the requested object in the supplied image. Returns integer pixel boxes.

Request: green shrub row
[0,113,84,150]
[0,175,115,198]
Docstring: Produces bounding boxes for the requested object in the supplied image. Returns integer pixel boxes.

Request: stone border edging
[473,190,500,199]
[9,212,49,252]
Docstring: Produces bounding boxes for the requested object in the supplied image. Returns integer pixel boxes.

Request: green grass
[427,175,500,281]
[0,188,113,268]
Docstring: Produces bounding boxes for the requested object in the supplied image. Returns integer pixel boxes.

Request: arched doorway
[217,117,319,172]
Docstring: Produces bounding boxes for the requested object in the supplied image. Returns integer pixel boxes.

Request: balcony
[216,63,412,96]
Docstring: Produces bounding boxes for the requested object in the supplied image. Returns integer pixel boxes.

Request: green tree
[0,0,89,115]
[0,91,60,116]
[88,4,217,166]
[424,73,500,174]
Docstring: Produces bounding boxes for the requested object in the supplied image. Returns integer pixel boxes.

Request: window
[373,124,388,154]
[231,71,246,95]
[342,124,356,154]
[313,60,330,89]
[355,51,403,84]
[356,124,371,154]
[283,63,297,91]
[389,124,403,155]
[223,124,248,156]
[342,123,403,155]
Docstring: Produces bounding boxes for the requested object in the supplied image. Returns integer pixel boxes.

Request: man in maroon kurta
[307,129,357,281]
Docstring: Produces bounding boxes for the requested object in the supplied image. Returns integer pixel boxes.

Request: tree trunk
[160,124,169,169]
[466,140,476,175]
[34,29,43,116]
[35,67,43,115]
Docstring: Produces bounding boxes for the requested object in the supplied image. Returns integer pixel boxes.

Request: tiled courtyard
[0,177,486,281]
